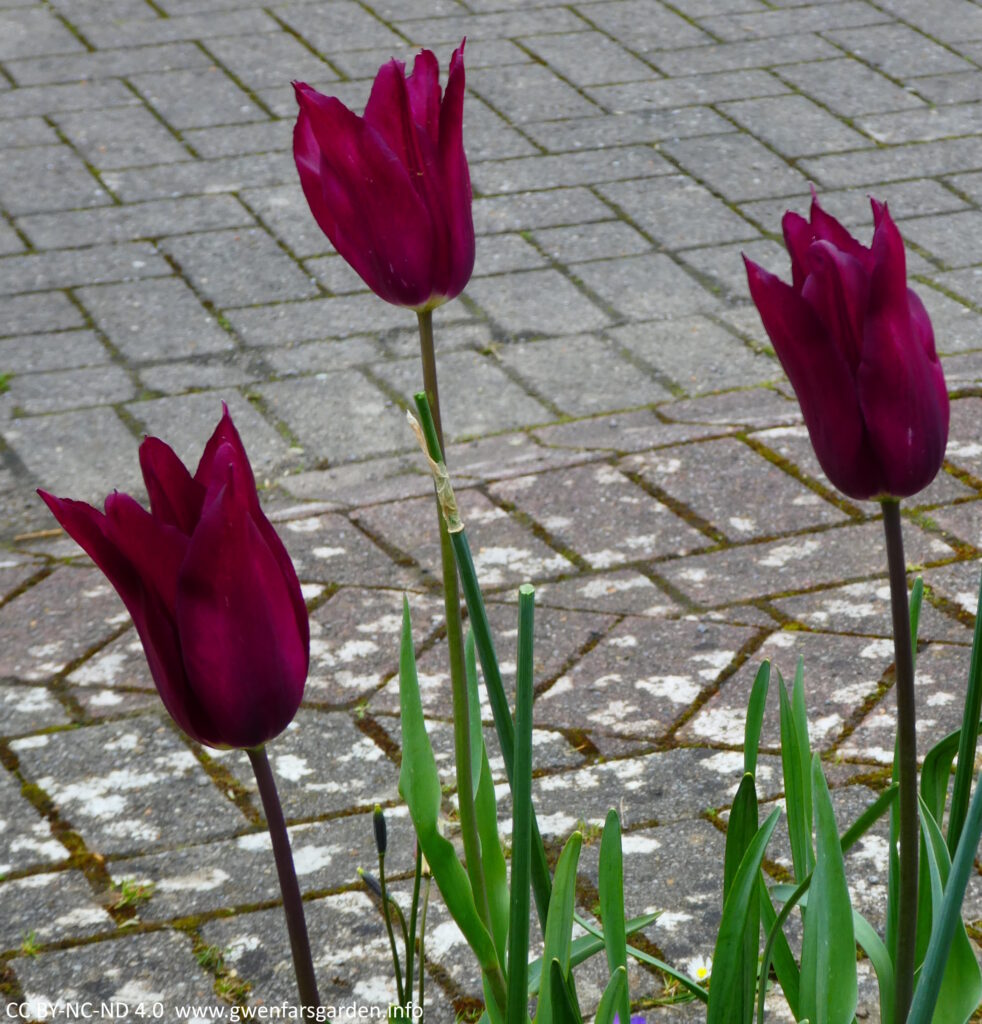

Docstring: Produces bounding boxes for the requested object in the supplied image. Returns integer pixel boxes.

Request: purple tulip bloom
[39,407,309,749]
[744,193,949,501]
[293,42,474,311]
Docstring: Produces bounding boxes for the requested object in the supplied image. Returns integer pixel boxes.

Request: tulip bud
[373,804,388,856]
[292,42,473,311]
[39,405,309,749]
[744,193,948,501]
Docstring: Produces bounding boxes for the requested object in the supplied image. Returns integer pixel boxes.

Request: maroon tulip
[293,42,473,310]
[39,407,309,749]
[744,194,949,501]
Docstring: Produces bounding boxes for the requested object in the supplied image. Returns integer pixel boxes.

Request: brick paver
[3,0,982,1018]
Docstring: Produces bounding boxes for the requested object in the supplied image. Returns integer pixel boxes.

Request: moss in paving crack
[19,932,41,958]
[109,878,156,910]
[188,932,251,1006]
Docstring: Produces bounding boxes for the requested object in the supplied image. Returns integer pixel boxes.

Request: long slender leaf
[465,631,484,800]
[535,832,582,1024]
[910,576,924,673]
[397,599,501,977]
[549,960,582,1024]
[921,729,960,836]
[528,914,660,996]
[778,673,811,883]
[594,968,627,1024]
[791,660,814,873]
[599,811,630,1024]
[745,661,770,777]
[915,798,982,1024]
[707,808,781,1024]
[758,877,799,1021]
[949,567,982,855]
[414,392,553,930]
[508,586,535,1024]
[724,774,760,1024]
[799,756,856,1024]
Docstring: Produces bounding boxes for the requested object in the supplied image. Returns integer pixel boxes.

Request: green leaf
[921,728,960,831]
[465,630,484,801]
[791,660,814,867]
[528,914,659,997]
[950,566,982,855]
[599,811,629,1024]
[745,661,770,777]
[778,672,812,883]
[799,756,856,1024]
[396,599,500,977]
[909,576,924,671]
[758,876,800,1021]
[535,832,582,1024]
[724,774,759,901]
[549,960,582,1024]
[707,808,781,1024]
[594,967,627,1024]
[916,798,982,1024]
[508,586,535,1024]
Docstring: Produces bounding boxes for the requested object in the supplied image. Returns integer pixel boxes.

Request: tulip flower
[39,405,309,750]
[293,42,473,310]
[743,193,948,502]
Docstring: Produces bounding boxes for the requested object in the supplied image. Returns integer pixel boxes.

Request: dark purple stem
[247,745,320,1011]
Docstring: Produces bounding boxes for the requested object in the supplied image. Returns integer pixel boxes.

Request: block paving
[3,0,982,1018]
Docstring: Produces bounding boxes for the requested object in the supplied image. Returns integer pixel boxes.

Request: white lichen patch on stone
[356,613,405,636]
[621,833,661,854]
[4,687,59,714]
[687,707,746,745]
[287,519,324,533]
[765,631,797,649]
[759,539,820,568]
[729,516,756,533]
[860,638,894,660]
[678,567,708,583]
[636,675,700,705]
[113,982,165,1006]
[588,698,640,728]
[543,515,572,530]
[300,583,324,601]
[927,691,955,706]
[156,867,230,892]
[608,634,638,649]
[691,649,735,679]
[88,690,124,707]
[292,843,338,875]
[273,754,313,782]
[576,575,654,599]
[850,834,890,871]
[10,735,49,750]
[52,906,112,931]
[585,548,626,568]
[313,546,346,560]
[654,910,693,932]
[39,767,164,818]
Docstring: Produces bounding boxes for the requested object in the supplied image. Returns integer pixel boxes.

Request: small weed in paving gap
[110,878,156,909]
[19,932,41,958]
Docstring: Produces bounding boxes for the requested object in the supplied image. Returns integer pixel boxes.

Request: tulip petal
[810,193,872,269]
[744,256,885,499]
[39,490,216,745]
[293,82,436,307]
[437,41,475,302]
[139,436,204,536]
[407,48,442,147]
[782,211,814,292]
[194,409,309,656]
[801,239,869,374]
[858,212,949,497]
[176,461,307,749]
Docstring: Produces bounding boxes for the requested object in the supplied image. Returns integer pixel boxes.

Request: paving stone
[277,455,433,506]
[256,371,410,462]
[533,221,652,264]
[204,30,340,92]
[1,869,116,956]
[354,488,573,588]
[400,6,587,45]
[920,558,982,619]
[5,41,210,87]
[660,387,802,429]
[523,30,657,85]
[445,430,601,481]
[0,144,110,215]
[730,92,870,159]
[625,437,846,540]
[497,334,670,415]
[701,1,889,40]
[601,176,760,249]
[470,62,602,123]
[533,410,734,453]
[472,187,615,234]
[54,105,190,173]
[64,626,155,696]
[277,512,418,589]
[214,710,397,818]
[803,136,982,189]
[80,7,278,47]
[660,520,953,608]
[11,716,246,854]
[775,57,926,117]
[470,233,548,276]
[18,195,253,250]
[182,117,292,159]
[0,6,84,60]
[160,228,318,307]
[0,293,82,338]
[132,65,267,130]
[138,355,259,395]
[576,0,714,52]
[824,22,974,78]
[840,639,981,763]
[263,335,382,378]
[277,0,404,52]
[519,569,680,617]
[0,80,141,120]
[303,253,373,296]
[2,364,135,415]
[239,183,333,260]
[200,892,457,1020]
[914,70,982,105]
[523,107,736,153]
[589,68,789,114]
[0,330,110,373]
[902,211,982,269]
[473,146,672,196]
[78,277,236,361]
[0,117,60,148]
[676,236,792,300]
[4,406,143,507]
[927,500,982,552]
[491,462,709,569]
[611,317,778,395]
[775,578,971,644]
[947,399,982,482]
[370,601,615,717]
[0,243,172,296]
[129,390,291,479]
[0,765,65,876]
[537,616,754,738]
[11,930,223,1015]
[0,680,71,736]
[110,808,418,921]
[859,102,982,145]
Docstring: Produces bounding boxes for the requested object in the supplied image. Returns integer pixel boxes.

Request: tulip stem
[247,746,321,1011]
[881,499,918,1024]
[415,309,498,956]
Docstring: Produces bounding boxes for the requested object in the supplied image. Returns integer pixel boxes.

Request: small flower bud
[373,804,387,855]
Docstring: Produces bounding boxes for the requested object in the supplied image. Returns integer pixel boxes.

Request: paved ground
[4,0,982,1017]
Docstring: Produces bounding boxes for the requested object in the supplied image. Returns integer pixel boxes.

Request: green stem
[415,309,496,950]
[882,500,918,1024]
[419,873,432,1015]
[406,843,422,1007]
[378,851,406,1006]
[246,746,320,1010]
